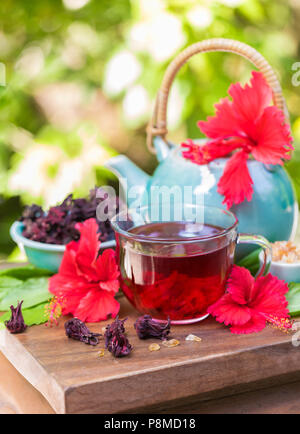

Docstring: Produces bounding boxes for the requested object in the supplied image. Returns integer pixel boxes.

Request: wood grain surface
[0,352,54,414]
[1,293,300,414]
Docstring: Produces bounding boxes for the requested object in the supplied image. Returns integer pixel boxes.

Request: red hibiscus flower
[121,270,224,321]
[207,265,291,334]
[49,218,120,322]
[181,71,293,209]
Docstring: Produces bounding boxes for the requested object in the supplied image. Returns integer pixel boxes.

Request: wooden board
[0,352,54,414]
[1,294,300,414]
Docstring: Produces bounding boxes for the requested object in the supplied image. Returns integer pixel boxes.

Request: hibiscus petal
[181,138,242,166]
[62,293,88,316]
[198,97,242,139]
[217,150,253,209]
[250,106,293,164]
[250,274,289,318]
[74,219,100,282]
[181,139,207,165]
[49,217,121,322]
[207,293,251,326]
[99,280,120,294]
[230,312,266,334]
[49,273,94,316]
[57,242,78,277]
[74,289,120,322]
[227,265,255,304]
[229,71,272,125]
[198,73,272,142]
[49,273,93,297]
[96,248,119,282]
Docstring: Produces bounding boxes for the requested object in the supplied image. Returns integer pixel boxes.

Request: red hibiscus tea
[115,221,236,323]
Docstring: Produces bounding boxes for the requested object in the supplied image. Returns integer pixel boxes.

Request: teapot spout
[104,155,150,208]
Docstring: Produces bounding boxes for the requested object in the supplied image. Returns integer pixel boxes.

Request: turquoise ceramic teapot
[105,39,298,244]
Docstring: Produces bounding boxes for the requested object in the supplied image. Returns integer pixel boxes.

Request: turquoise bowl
[10,221,116,273]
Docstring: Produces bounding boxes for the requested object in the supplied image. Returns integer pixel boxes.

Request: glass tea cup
[111,204,271,324]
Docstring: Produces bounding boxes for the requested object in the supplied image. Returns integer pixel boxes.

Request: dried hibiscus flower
[5,301,27,334]
[107,332,132,358]
[104,316,132,358]
[65,318,101,346]
[104,316,127,347]
[134,315,171,340]
[20,187,119,245]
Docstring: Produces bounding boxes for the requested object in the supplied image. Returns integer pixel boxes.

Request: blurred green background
[1,0,300,259]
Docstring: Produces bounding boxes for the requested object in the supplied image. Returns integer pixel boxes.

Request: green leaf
[0,276,51,311]
[286,282,300,317]
[0,301,48,327]
[0,276,23,300]
[0,265,53,280]
[22,302,48,325]
[236,248,262,276]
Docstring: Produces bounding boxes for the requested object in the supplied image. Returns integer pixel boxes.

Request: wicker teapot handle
[146,38,289,153]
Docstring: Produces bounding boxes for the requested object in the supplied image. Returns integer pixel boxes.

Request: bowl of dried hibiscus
[10,188,117,273]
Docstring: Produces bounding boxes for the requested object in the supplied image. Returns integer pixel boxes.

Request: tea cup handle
[237,234,272,278]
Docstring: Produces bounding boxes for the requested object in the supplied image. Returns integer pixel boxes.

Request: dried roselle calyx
[19,204,43,222]
[107,332,132,358]
[64,318,101,346]
[5,301,27,334]
[20,188,116,246]
[104,316,127,348]
[104,316,132,358]
[134,315,170,340]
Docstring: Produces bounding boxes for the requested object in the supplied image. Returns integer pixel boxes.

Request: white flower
[122,85,150,125]
[168,82,185,130]
[8,144,63,199]
[47,142,107,206]
[103,51,141,97]
[67,22,100,55]
[129,12,186,62]
[8,132,108,206]
[187,6,213,29]
[62,0,90,10]
[15,46,44,79]
[139,0,165,19]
